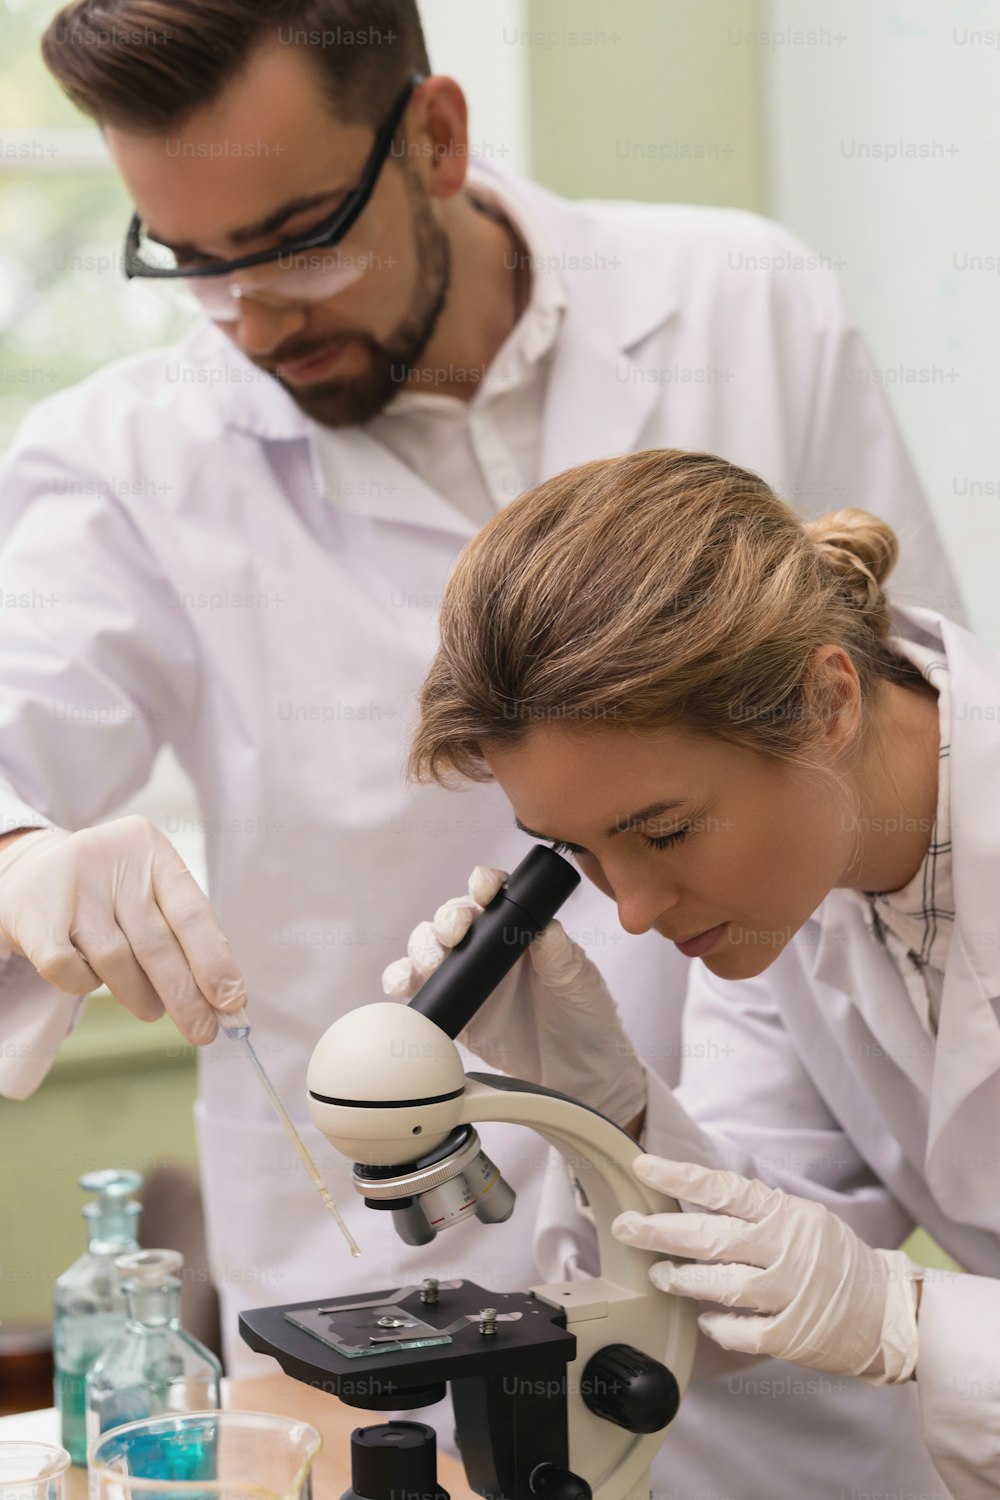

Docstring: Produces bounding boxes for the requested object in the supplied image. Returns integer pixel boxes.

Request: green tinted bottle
[52,1169,143,1464]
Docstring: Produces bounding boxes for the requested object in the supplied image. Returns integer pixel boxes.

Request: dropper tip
[219,1002,250,1039]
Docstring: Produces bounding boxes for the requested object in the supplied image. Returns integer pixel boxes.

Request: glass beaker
[0,1441,70,1500]
[87,1411,321,1500]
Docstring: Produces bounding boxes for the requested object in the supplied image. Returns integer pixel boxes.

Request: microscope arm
[456,1075,698,1500]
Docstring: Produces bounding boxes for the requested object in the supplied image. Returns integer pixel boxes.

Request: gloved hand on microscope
[382,863,923,1388]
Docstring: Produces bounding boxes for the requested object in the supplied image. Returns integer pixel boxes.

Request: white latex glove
[382,864,646,1130]
[0,817,247,1044]
[612,1155,923,1383]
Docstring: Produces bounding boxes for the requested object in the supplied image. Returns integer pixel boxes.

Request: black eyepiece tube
[408,845,581,1039]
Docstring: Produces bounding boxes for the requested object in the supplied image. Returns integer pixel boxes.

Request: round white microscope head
[307,1001,465,1165]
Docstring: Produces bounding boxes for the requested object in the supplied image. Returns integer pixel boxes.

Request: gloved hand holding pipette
[0,816,359,1256]
[0,815,247,1041]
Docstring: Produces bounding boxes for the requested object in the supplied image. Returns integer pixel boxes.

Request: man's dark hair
[41,0,430,131]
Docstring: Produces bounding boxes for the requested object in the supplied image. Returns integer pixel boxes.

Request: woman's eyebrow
[608,800,687,836]
[514,800,687,844]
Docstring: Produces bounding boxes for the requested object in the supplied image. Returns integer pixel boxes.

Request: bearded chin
[278,180,452,429]
[275,338,404,427]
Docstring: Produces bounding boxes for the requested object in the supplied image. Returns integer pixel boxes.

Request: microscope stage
[240,1279,577,1410]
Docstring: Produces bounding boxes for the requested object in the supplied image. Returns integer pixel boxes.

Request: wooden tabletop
[0,1376,474,1499]
[225,1373,473,1498]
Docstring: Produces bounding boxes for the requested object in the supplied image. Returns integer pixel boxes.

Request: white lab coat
[621,605,1000,1500]
[0,166,962,1499]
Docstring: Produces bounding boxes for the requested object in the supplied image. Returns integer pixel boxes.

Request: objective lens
[390,1201,437,1248]
[355,1127,516,1246]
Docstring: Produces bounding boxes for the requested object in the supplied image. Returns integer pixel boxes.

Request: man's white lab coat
[0,167,960,1498]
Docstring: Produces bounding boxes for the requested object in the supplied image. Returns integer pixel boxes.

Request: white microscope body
[308,1000,698,1500]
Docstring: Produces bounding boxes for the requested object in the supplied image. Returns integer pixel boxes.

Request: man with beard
[0,3,959,1496]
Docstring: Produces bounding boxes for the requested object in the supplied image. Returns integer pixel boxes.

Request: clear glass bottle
[52,1168,143,1465]
[85,1249,222,1448]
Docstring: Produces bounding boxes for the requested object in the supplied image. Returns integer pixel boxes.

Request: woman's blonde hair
[410,449,919,785]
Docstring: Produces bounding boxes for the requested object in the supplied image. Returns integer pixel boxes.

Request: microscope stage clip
[288,1279,527,1356]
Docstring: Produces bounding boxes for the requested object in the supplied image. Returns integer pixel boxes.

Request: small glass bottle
[85,1249,222,1447]
[52,1168,143,1465]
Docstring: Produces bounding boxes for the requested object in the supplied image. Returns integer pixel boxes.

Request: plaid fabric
[860,637,953,1037]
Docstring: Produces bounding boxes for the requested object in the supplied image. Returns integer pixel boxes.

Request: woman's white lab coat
[624,604,1000,1499]
[0,164,964,1498]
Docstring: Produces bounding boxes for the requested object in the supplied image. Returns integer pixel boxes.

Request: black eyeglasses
[123,73,425,281]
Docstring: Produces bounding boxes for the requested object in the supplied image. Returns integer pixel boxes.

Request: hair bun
[805,508,898,630]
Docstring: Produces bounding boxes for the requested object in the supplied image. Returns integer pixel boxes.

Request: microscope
[240,847,697,1500]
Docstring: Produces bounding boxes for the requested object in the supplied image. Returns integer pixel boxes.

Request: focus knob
[580,1343,680,1434]
[530,1463,592,1500]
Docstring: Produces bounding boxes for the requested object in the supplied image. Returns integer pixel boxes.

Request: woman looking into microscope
[384,448,1000,1500]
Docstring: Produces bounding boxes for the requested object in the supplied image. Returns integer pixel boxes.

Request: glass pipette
[219,1004,361,1258]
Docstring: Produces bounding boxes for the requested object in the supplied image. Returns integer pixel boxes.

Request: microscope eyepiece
[408,845,580,1039]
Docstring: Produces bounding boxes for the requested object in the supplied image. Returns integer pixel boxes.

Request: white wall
[766,0,1000,642]
[417,0,530,176]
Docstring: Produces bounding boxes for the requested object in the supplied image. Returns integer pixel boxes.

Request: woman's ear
[803,645,863,753]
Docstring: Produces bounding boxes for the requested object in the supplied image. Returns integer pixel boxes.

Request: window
[0,0,192,453]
